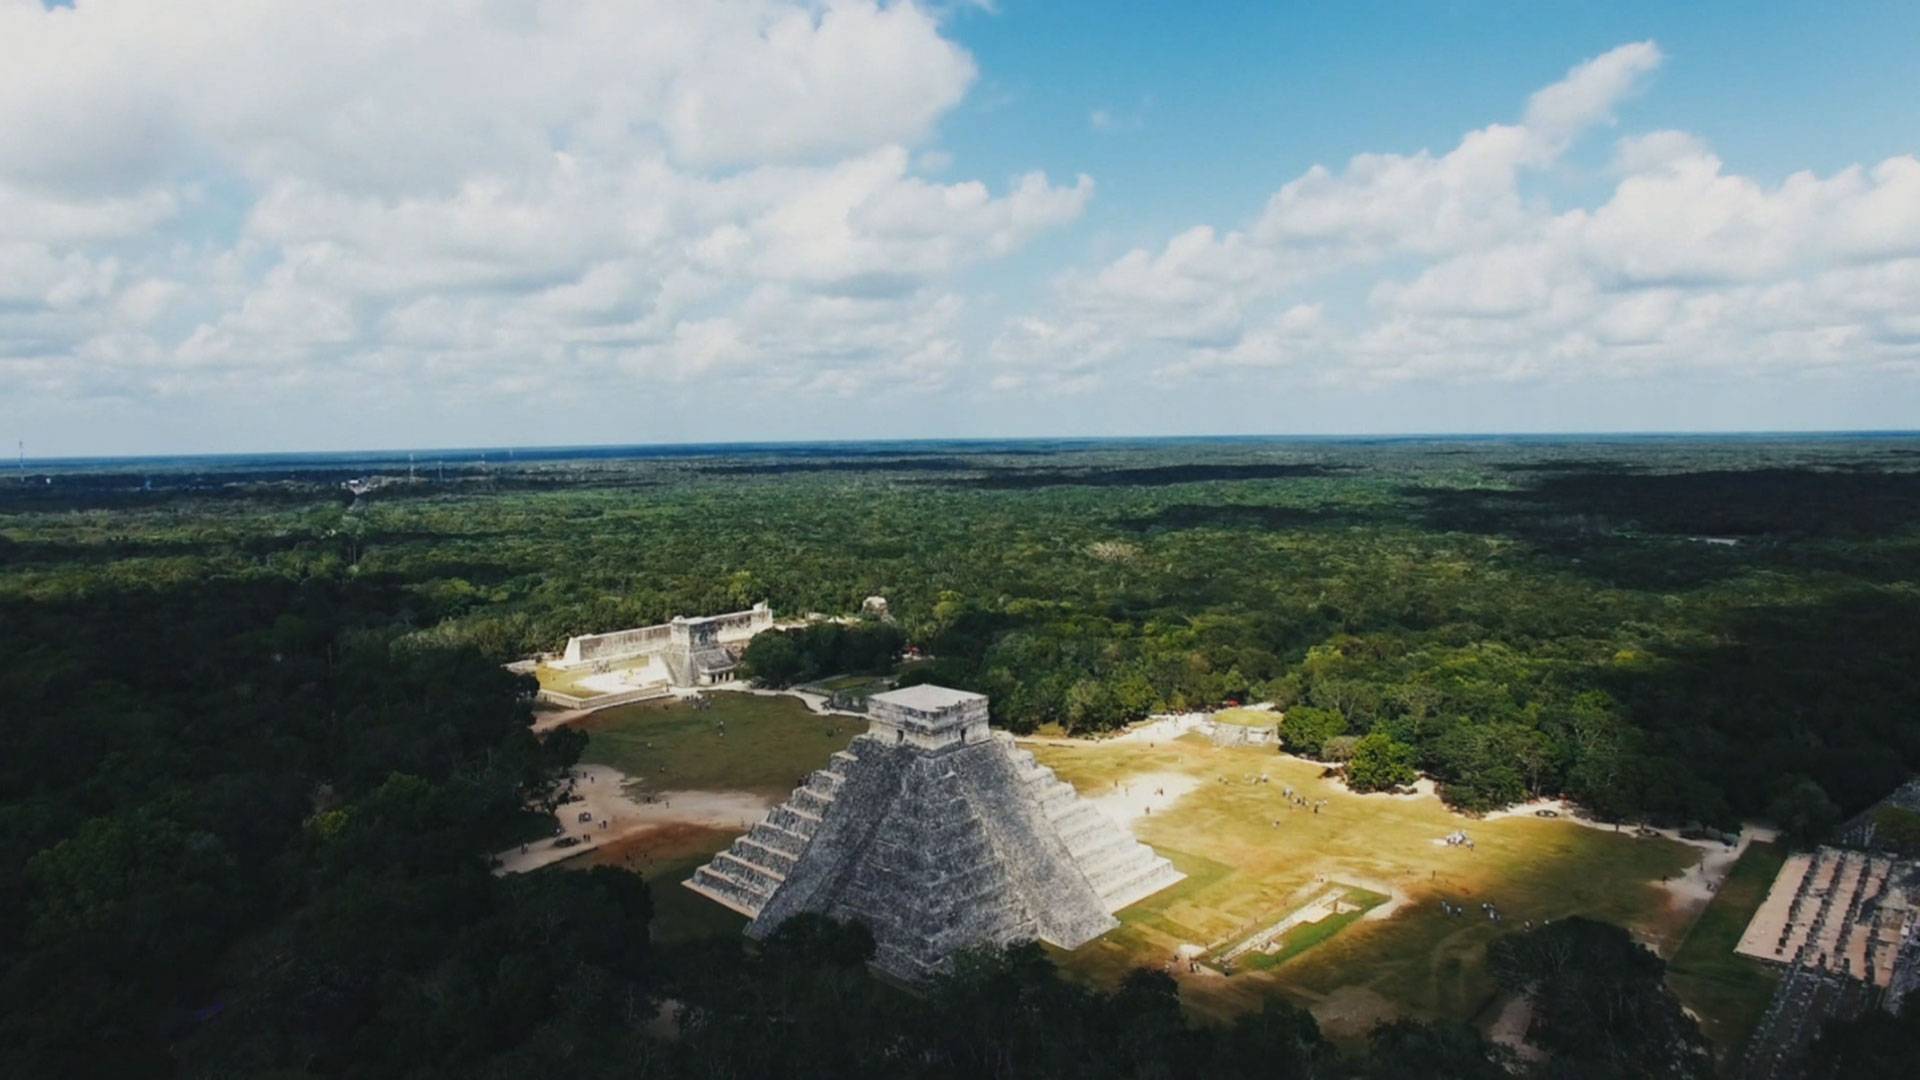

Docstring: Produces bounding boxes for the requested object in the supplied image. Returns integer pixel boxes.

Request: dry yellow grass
[1033,735,1697,1034]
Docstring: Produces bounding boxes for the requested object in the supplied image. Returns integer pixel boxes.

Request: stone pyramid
[686,685,1184,981]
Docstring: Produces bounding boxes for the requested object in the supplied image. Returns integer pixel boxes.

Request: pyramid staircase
[687,727,1184,981]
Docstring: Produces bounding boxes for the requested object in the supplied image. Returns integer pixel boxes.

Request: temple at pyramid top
[685,685,1185,981]
[866,684,990,748]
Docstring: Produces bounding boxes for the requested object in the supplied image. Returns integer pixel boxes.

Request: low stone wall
[1206,722,1276,747]
[561,623,673,666]
[535,685,671,710]
[556,602,774,669]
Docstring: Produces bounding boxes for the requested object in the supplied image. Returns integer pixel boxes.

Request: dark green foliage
[1766,777,1842,849]
[741,621,905,686]
[4,435,1919,1074]
[1346,732,1418,792]
[1360,1019,1513,1080]
[1489,917,1713,1079]
[0,562,602,1076]
[1282,705,1348,756]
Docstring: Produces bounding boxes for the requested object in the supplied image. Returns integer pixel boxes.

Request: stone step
[768,804,822,835]
[1056,811,1112,850]
[1048,799,1102,829]
[1075,834,1147,879]
[746,822,810,857]
[789,788,834,816]
[1069,839,1139,880]
[685,867,771,917]
[711,851,786,893]
[1097,858,1182,913]
[731,839,797,877]
[1082,845,1152,887]
[696,858,777,898]
[1035,781,1078,806]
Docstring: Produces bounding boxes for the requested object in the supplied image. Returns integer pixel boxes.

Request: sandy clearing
[1087,771,1202,828]
[493,764,771,875]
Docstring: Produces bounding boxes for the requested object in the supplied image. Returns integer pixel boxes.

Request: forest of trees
[3,435,1918,1074]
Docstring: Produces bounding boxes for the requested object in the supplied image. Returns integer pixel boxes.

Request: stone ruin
[685,684,1185,981]
[552,602,773,686]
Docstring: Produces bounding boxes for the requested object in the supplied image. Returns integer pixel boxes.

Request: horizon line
[13,427,1920,467]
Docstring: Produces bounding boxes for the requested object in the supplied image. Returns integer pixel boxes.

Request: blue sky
[3,1,1918,455]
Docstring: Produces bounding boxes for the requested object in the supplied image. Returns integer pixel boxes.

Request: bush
[1347,733,1418,792]
[1321,735,1361,762]
[1280,706,1348,757]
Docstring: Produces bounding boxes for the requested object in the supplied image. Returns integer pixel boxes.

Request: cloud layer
[1,9,1914,450]
[0,0,1086,421]
[995,41,1920,397]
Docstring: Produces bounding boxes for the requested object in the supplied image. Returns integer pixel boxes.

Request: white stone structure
[1736,846,1920,988]
[552,602,772,687]
[865,684,990,750]
[685,685,1185,981]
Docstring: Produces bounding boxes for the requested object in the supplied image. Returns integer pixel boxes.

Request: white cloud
[0,0,1085,414]
[995,39,1920,393]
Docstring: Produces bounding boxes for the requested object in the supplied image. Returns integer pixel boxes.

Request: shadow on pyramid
[686,685,1185,981]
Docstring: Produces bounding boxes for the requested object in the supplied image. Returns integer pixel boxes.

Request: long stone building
[686,685,1184,981]
[1735,785,1920,1080]
[552,602,772,687]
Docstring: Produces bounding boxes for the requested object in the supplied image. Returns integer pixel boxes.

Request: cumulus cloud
[0,0,1082,420]
[997,39,1920,392]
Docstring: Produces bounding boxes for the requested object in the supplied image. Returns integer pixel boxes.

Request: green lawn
[1032,736,1697,1026]
[1235,886,1391,971]
[575,691,863,798]
[1665,841,1787,1062]
[561,692,864,938]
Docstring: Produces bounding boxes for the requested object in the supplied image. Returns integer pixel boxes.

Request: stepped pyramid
[685,685,1184,981]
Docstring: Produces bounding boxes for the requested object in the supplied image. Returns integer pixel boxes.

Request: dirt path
[493,764,770,874]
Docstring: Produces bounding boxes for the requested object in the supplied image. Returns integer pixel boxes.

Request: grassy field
[563,692,861,938]
[1665,841,1787,1061]
[575,691,863,798]
[559,697,1719,1039]
[1212,707,1281,728]
[1031,735,1697,1034]
[1233,885,1390,971]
